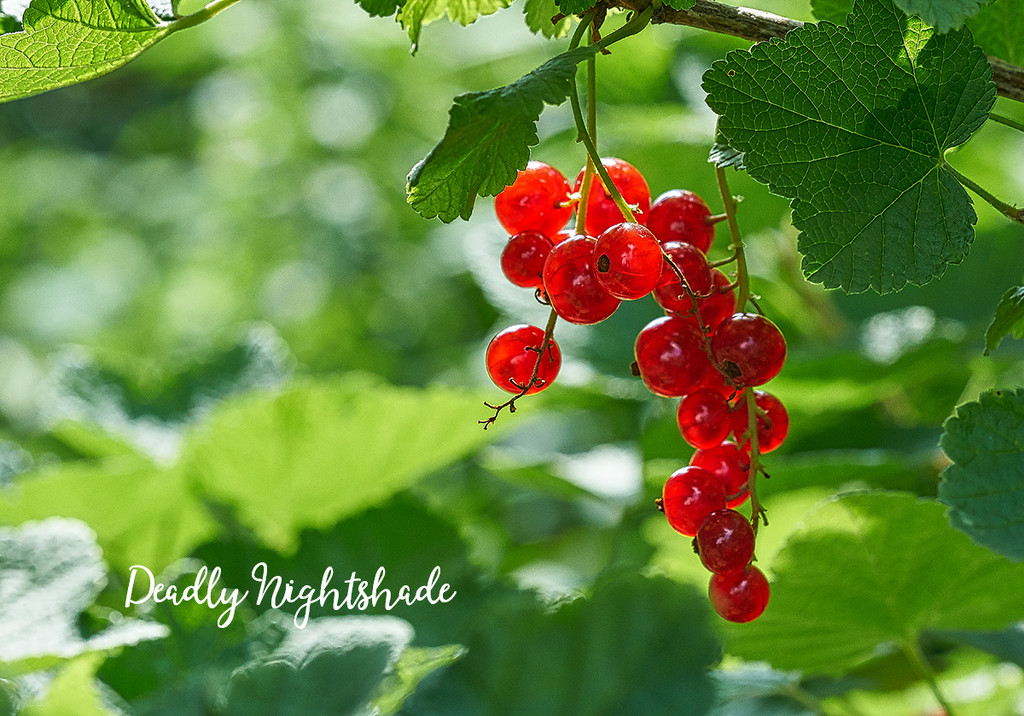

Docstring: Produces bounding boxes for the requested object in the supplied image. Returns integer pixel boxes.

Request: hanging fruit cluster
[482,157,789,623]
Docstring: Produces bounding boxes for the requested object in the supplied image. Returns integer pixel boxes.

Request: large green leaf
[398,0,513,51]
[894,0,988,31]
[725,492,1024,675]
[703,0,995,294]
[939,388,1024,560]
[179,376,493,551]
[967,0,1024,64]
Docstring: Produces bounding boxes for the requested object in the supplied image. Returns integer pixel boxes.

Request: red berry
[731,390,790,453]
[494,161,573,238]
[653,241,713,314]
[500,231,554,289]
[593,222,663,300]
[709,565,770,623]
[661,466,727,536]
[676,388,731,450]
[573,158,651,236]
[646,189,715,254]
[683,269,737,335]
[711,313,787,387]
[690,441,750,508]
[485,324,561,395]
[696,509,756,574]
[634,315,713,397]
[542,235,621,325]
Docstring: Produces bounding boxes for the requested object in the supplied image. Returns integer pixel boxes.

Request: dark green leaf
[703,0,995,294]
[662,0,697,9]
[967,0,1024,64]
[355,0,405,18]
[936,624,1024,668]
[708,141,746,170]
[725,492,1024,675]
[407,45,599,222]
[555,0,596,14]
[895,0,988,32]
[984,286,1024,354]
[810,0,853,22]
[939,388,1024,560]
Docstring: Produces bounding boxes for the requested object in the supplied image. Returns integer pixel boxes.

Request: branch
[614,0,1024,103]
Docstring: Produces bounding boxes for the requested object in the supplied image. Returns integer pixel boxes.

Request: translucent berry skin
[661,466,727,537]
[634,315,713,397]
[573,158,651,237]
[690,441,750,508]
[593,222,663,300]
[500,231,554,289]
[646,189,715,254]
[485,324,561,395]
[494,161,573,238]
[677,388,731,450]
[709,565,770,623]
[731,390,790,453]
[653,241,713,315]
[696,509,756,574]
[711,313,787,387]
[542,235,621,325]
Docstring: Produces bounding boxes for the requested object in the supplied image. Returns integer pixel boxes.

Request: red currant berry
[500,231,554,289]
[696,509,756,574]
[677,388,732,450]
[542,235,621,325]
[731,390,790,453]
[690,441,750,508]
[494,161,573,238]
[661,466,727,536]
[653,242,713,316]
[593,222,663,300]
[485,324,561,395]
[711,313,787,387]
[646,189,715,254]
[573,158,651,237]
[708,564,770,623]
[634,315,713,397]
[686,270,738,335]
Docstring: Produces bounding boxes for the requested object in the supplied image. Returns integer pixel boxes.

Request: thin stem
[944,160,1024,223]
[714,165,751,308]
[168,0,244,30]
[743,387,768,533]
[989,112,1024,133]
[903,639,957,716]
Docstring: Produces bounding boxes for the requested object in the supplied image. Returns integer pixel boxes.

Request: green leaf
[222,615,415,716]
[0,518,166,666]
[967,0,1024,64]
[398,0,513,51]
[180,376,494,551]
[20,653,115,716]
[938,388,1024,560]
[703,0,995,294]
[984,286,1024,354]
[708,141,746,171]
[725,492,1024,675]
[894,0,987,32]
[407,45,598,222]
[370,644,465,715]
[0,0,170,104]
[810,0,853,22]
[555,0,596,14]
[399,571,721,714]
[355,0,405,18]
[523,0,573,38]
[662,0,696,9]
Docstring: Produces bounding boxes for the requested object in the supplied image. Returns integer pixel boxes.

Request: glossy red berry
[661,466,727,537]
[500,231,554,289]
[574,158,651,236]
[709,565,770,623]
[494,161,573,238]
[676,388,731,450]
[634,315,713,397]
[653,241,713,314]
[711,313,787,387]
[690,441,750,508]
[542,235,620,325]
[485,324,561,395]
[696,509,756,574]
[646,189,715,254]
[593,222,663,300]
[731,390,790,453]
[683,269,737,335]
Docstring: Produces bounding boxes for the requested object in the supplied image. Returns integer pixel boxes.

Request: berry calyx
[485,324,561,395]
[574,158,651,236]
[646,189,715,253]
[593,222,663,300]
[690,441,750,508]
[677,388,731,450]
[634,315,713,397]
[542,235,621,324]
[494,161,573,238]
[731,390,790,453]
[501,231,554,289]
[708,564,770,623]
[711,312,787,386]
[661,466,727,536]
[695,509,756,574]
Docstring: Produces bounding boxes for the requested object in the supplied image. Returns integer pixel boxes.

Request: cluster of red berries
[483,157,788,623]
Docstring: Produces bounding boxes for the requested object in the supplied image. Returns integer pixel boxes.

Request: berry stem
[742,387,769,533]
[714,164,752,308]
[989,111,1024,133]
[479,308,559,429]
[943,160,1024,223]
[573,16,601,233]
[903,638,957,716]
[168,0,244,30]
